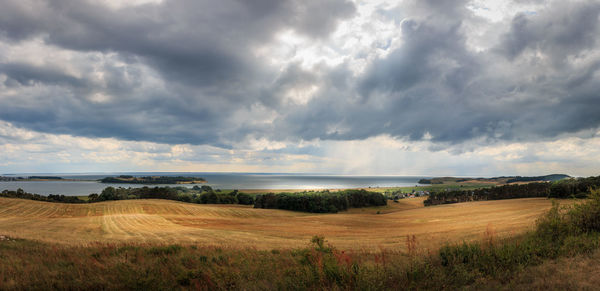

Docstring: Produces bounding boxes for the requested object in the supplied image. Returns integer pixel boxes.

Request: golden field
[0,197,567,250]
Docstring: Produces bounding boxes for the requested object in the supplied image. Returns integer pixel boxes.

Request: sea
[0,172,428,196]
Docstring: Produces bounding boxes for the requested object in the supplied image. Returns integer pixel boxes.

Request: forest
[424,175,600,206]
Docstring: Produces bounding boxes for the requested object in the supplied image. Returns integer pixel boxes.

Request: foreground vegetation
[1,188,599,290]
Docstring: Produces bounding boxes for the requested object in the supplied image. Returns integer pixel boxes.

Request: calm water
[0,172,427,196]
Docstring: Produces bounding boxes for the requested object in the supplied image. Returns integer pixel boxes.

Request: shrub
[565,187,600,233]
[146,245,183,256]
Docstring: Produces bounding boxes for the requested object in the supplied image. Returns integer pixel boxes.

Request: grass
[0,223,598,290]
[1,190,599,289]
[474,248,600,290]
[0,237,406,290]
[0,197,569,250]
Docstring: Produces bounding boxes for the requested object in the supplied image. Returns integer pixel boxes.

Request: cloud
[498,2,600,61]
[2,120,600,176]
[272,0,600,146]
[0,0,355,146]
[0,0,600,175]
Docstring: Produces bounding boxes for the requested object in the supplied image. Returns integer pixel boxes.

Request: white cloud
[0,120,599,176]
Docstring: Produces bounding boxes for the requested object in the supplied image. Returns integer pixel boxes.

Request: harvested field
[0,197,564,250]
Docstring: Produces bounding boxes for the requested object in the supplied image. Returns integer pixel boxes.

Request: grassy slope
[0,197,568,250]
[467,248,600,290]
[0,231,598,290]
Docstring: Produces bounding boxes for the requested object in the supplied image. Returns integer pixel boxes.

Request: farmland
[1,195,597,290]
[0,197,563,250]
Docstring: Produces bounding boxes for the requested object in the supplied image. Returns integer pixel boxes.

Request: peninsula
[99,175,206,184]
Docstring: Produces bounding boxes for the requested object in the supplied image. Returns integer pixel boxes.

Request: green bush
[567,187,600,233]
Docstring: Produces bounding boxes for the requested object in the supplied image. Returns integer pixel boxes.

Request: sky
[0,0,599,176]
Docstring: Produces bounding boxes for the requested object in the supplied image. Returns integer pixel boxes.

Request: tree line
[90,186,255,205]
[1,189,86,203]
[0,187,388,213]
[93,187,387,213]
[0,186,254,205]
[253,190,387,213]
[424,175,600,206]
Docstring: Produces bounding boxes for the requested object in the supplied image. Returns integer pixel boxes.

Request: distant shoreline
[99,175,207,185]
[0,177,97,182]
[0,173,569,197]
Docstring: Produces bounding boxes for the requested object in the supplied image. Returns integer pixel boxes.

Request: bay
[0,172,428,196]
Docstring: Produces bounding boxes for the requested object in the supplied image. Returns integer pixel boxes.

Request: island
[1,176,65,181]
[99,175,206,184]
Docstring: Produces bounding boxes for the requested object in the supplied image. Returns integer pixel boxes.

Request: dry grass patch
[0,197,572,250]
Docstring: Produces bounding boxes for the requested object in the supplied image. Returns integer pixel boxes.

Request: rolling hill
[0,197,563,250]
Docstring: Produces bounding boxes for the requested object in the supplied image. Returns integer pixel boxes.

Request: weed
[146,245,182,256]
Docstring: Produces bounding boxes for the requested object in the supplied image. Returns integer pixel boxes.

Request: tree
[236,193,254,205]
[200,191,218,204]
[99,187,117,201]
[88,193,99,202]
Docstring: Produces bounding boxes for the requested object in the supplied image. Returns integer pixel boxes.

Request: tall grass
[1,189,599,290]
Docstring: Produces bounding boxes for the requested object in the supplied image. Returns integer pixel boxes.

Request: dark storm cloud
[498,2,600,62]
[0,0,355,145]
[0,62,89,88]
[0,0,600,149]
[0,0,354,85]
[276,0,492,143]
[273,0,600,145]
